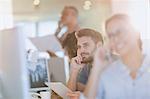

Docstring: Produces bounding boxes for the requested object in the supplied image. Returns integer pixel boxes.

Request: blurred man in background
[54,6,80,60]
[55,6,80,42]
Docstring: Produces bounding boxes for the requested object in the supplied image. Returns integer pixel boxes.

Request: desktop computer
[27,57,50,92]
[0,27,29,99]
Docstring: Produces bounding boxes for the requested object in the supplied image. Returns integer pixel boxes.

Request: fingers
[77,55,83,64]
[67,91,80,97]
[73,55,82,65]
[93,47,107,67]
[70,55,85,72]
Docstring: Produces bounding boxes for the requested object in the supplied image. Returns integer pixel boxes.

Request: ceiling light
[83,0,92,10]
[33,0,40,6]
[83,5,91,10]
[84,0,92,6]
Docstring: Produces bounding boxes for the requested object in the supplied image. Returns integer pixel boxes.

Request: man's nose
[80,47,86,53]
[109,40,116,51]
[110,36,119,45]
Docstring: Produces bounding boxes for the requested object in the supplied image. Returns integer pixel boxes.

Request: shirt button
[132,82,135,86]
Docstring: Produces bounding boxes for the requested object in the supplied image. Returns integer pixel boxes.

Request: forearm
[67,70,79,91]
[77,83,85,92]
[68,55,85,91]
[84,67,103,99]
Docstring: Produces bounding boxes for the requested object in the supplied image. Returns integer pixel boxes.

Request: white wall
[111,0,149,39]
[0,0,13,30]
[110,0,150,54]
[142,39,150,55]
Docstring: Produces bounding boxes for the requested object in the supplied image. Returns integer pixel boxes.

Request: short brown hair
[105,14,131,30]
[64,6,78,16]
[75,28,103,44]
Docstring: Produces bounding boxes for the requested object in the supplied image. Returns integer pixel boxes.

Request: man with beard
[67,28,104,92]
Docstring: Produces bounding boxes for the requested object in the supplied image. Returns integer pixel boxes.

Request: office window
[16,20,59,50]
[16,22,37,50]
[38,21,58,36]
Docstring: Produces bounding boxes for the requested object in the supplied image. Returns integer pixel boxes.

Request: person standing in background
[55,6,80,43]
[54,6,80,59]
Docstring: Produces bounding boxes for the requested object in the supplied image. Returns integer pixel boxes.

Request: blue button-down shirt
[96,54,150,99]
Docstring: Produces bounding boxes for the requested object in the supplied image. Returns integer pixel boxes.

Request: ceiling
[12,0,112,32]
[13,0,111,21]
[11,0,149,38]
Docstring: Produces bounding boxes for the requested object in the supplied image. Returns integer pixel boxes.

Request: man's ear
[96,41,103,48]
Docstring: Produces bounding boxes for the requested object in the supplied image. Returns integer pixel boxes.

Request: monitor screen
[0,27,29,99]
[27,58,50,91]
[48,57,68,85]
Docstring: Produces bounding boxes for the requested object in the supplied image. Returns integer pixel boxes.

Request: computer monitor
[0,27,29,99]
[27,57,50,92]
[48,57,69,85]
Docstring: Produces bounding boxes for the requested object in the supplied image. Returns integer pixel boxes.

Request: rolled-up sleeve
[77,65,90,85]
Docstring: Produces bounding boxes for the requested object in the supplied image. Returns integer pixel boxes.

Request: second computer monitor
[48,57,69,85]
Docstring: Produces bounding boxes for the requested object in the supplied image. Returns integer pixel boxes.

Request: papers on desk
[45,82,71,99]
[29,35,62,52]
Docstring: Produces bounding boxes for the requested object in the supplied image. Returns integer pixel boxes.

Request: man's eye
[77,46,80,49]
[83,45,88,48]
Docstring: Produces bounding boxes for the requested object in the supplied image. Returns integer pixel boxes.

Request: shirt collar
[138,54,150,73]
[117,54,150,74]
